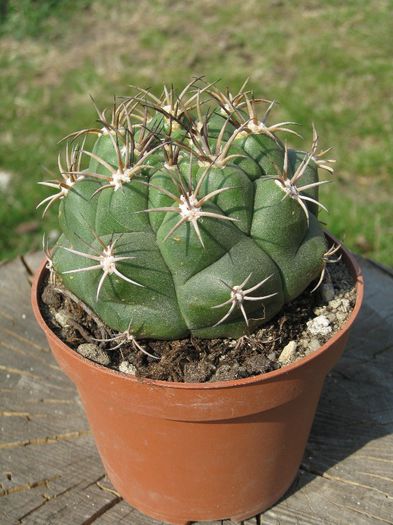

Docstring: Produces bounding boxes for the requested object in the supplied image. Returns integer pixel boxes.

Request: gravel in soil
[40,260,356,383]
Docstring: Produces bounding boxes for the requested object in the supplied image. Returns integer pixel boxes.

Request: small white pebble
[328,298,341,310]
[336,311,347,324]
[308,339,321,352]
[307,315,332,336]
[339,298,350,313]
[119,361,137,375]
[21,313,26,320]
[298,338,308,348]
[77,343,110,366]
[278,341,297,364]
[54,310,70,328]
[325,312,336,323]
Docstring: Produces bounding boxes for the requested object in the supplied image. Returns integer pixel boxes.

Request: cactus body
[44,81,332,340]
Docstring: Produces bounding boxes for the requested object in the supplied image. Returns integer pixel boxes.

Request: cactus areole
[39,79,336,341]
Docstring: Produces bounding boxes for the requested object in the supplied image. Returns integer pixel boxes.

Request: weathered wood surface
[0,253,392,525]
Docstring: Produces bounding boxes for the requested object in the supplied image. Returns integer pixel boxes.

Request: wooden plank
[0,255,392,525]
[1,439,101,524]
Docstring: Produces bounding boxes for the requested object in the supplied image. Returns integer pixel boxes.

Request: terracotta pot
[31,241,363,525]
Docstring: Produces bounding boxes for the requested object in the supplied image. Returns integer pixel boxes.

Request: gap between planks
[0,430,91,449]
[300,466,393,500]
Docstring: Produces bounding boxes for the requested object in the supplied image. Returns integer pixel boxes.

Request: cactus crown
[39,78,335,340]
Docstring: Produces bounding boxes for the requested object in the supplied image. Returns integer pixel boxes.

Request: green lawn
[0,0,392,264]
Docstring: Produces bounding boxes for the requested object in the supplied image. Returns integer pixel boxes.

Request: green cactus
[39,79,335,341]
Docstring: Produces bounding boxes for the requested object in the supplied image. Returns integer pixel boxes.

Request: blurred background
[0,0,392,265]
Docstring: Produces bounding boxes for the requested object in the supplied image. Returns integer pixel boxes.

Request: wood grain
[1,254,392,525]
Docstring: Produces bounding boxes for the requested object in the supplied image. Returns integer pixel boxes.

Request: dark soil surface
[40,260,356,383]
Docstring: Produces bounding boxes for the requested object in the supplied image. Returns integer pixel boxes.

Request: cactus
[39,79,336,341]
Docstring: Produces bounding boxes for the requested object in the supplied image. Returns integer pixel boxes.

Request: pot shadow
[277,261,393,507]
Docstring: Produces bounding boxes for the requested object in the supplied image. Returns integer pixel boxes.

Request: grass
[0,0,392,265]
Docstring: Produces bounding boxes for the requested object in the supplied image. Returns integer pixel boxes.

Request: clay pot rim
[31,232,364,391]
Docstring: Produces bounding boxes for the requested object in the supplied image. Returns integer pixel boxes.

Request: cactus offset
[39,79,334,340]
